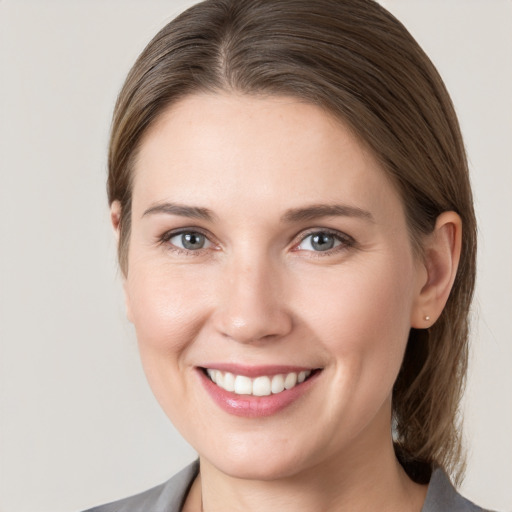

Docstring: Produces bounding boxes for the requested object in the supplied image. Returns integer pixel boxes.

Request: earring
[424,315,431,321]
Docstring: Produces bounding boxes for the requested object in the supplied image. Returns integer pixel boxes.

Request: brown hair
[108,0,476,484]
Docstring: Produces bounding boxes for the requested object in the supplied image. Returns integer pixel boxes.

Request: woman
[86,0,488,510]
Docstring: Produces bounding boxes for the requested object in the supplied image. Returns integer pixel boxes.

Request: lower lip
[198,369,320,418]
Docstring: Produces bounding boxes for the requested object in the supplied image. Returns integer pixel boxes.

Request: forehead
[132,93,403,218]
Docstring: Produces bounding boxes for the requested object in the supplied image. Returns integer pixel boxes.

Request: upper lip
[199,363,320,378]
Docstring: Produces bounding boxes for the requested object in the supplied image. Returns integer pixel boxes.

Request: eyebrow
[281,204,374,223]
[142,202,373,224]
[142,202,216,222]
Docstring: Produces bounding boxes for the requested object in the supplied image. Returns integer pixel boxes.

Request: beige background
[0,1,511,511]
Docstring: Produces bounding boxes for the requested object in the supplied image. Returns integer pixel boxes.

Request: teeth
[284,372,297,389]
[234,375,252,395]
[253,376,271,396]
[271,374,285,394]
[207,369,312,396]
[223,372,235,392]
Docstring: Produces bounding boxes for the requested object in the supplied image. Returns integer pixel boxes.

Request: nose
[212,257,293,344]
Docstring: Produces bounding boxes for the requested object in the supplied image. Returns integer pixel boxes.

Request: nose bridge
[214,248,292,343]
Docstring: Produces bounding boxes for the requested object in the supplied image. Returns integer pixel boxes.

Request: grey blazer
[82,461,491,512]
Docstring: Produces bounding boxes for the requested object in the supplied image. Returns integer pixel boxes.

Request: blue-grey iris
[182,233,206,250]
[311,233,335,251]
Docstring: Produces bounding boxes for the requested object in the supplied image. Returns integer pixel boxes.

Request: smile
[206,369,312,396]
[199,365,322,417]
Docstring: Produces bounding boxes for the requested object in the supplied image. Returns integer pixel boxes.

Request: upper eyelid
[161,226,212,240]
[294,227,354,244]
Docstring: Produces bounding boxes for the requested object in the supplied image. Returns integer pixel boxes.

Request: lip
[197,365,321,418]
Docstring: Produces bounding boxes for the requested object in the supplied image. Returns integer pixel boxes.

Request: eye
[167,231,212,251]
[296,231,349,252]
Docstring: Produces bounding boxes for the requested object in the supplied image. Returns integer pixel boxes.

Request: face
[122,93,426,480]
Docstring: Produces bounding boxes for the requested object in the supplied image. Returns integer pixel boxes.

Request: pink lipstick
[197,365,321,418]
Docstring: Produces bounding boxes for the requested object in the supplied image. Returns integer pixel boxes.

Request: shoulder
[82,461,199,512]
[422,469,495,512]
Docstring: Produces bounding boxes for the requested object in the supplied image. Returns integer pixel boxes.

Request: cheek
[298,257,414,337]
[124,263,212,423]
[125,263,210,354]
[296,256,416,389]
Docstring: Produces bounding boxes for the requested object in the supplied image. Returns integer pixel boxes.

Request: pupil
[182,233,205,250]
[312,233,334,251]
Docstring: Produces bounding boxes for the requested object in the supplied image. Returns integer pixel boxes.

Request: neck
[186,434,427,512]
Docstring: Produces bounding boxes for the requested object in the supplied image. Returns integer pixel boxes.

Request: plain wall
[0,1,510,511]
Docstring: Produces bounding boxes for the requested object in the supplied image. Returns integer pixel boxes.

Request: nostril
[215,311,293,345]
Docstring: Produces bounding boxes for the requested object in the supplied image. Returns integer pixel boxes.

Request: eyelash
[291,228,356,257]
[158,228,356,257]
[159,228,215,256]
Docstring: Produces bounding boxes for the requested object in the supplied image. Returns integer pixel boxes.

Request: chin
[199,439,316,481]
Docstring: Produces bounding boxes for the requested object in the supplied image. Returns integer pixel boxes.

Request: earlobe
[411,211,462,328]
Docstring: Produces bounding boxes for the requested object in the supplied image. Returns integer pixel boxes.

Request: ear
[411,211,462,328]
[110,201,133,323]
[110,200,122,241]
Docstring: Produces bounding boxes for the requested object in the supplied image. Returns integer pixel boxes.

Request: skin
[112,93,461,512]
